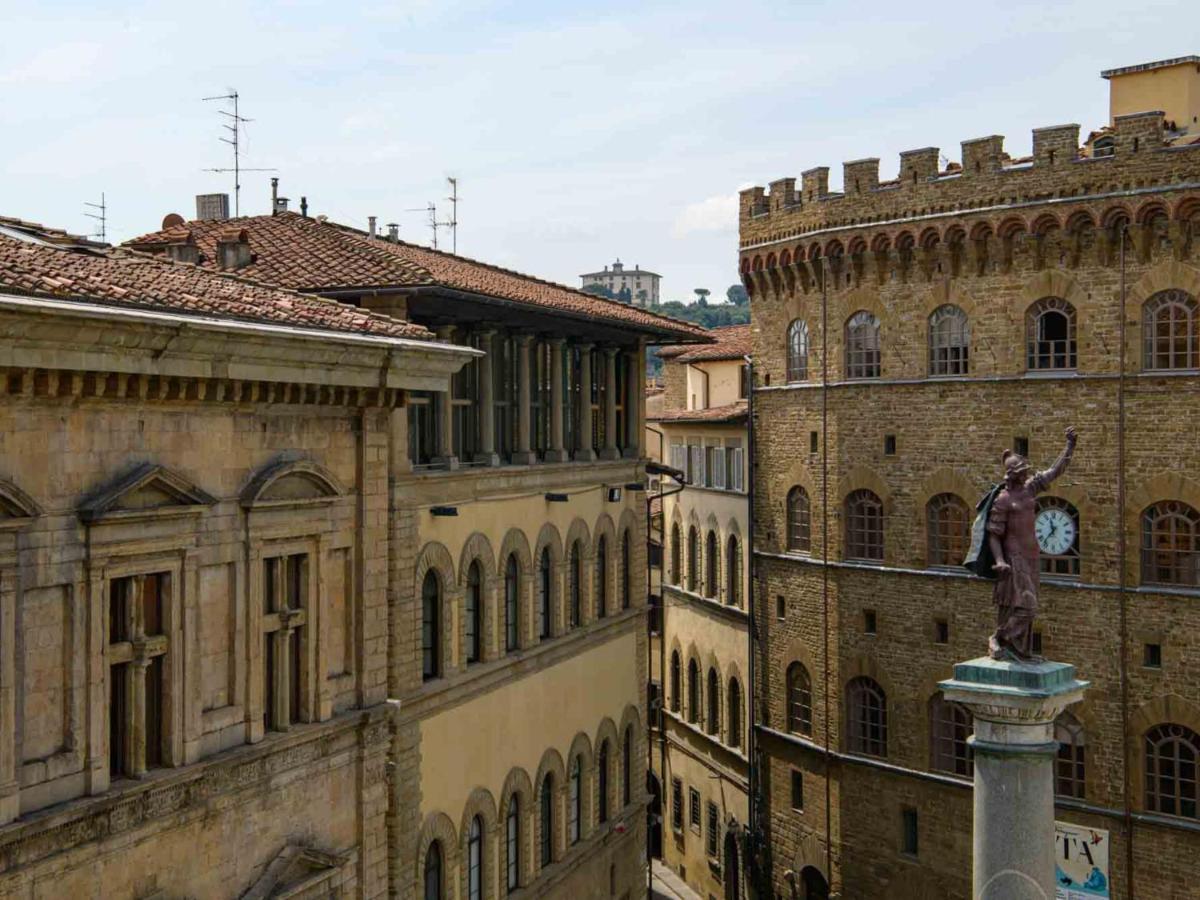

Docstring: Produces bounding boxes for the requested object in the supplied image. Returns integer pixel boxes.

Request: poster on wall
[1055,821,1109,899]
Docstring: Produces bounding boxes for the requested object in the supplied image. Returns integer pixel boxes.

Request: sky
[0,0,1191,303]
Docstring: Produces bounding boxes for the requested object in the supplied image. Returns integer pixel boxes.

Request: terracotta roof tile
[0,226,430,341]
[126,213,709,342]
[658,324,751,362]
[649,399,748,424]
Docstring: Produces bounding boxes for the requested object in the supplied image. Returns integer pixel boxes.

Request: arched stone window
[506,797,521,891]
[927,493,971,568]
[538,547,552,640]
[504,554,519,653]
[787,319,810,382]
[928,304,970,376]
[846,676,887,757]
[598,740,610,824]
[707,667,720,735]
[596,535,608,619]
[786,662,813,736]
[1026,297,1077,370]
[1037,497,1080,577]
[465,561,482,665]
[467,815,483,900]
[728,678,742,749]
[1055,711,1086,799]
[424,840,443,900]
[1145,723,1200,818]
[422,570,441,681]
[1141,500,1200,587]
[726,536,741,608]
[787,486,811,553]
[845,311,881,379]
[670,522,682,586]
[687,526,700,592]
[1143,289,1198,370]
[688,659,701,725]
[845,490,884,561]
[568,541,583,628]
[705,530,719,599]
[670,651,682,713]
[540,774,555,866]
[568,755,582,845]
[929,692,973,777]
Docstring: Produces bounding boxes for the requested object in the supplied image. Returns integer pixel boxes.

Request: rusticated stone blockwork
[742,109,1200,899]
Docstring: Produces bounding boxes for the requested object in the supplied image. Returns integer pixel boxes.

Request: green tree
[726,284,749,306]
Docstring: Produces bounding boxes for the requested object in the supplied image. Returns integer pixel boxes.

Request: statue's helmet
[1002,450,1031,477]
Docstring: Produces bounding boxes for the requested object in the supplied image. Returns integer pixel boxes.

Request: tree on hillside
[726,284,749,306]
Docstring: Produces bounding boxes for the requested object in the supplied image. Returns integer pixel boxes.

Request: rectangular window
[863,609,877,635]
[776,595,786,620]
[671,778,683,832]
[706,801,719,858]
[107,572,171,777]
[810,431,819,455]
[790,770,804,811]
[407,391,436,466]
[935,619,949,644]
[884,434,897,456]
[263,553,308,730]
[1032,631,1043,656]
[1014,436,1029,458]
[901,807,919,856]
[710,444,726,490]
[726,439,744,492]
[689,788,701,833]
[1144,643,1163,668]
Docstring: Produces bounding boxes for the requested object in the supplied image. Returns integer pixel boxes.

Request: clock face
[1035,507,1077,556]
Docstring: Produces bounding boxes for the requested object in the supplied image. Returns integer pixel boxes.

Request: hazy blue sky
[0,1,1190,302]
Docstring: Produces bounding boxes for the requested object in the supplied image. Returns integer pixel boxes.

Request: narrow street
[651,860,703,900]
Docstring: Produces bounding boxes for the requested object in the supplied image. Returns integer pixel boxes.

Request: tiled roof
[126,213,709,341]
[650,399,748,424]
[658,324,751,362]
[0,228,430,341]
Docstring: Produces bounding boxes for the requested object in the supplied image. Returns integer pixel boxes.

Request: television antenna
[83,192,107,243]
[445,177,459,254]
[406,202,443,250]
[202,90,276,216]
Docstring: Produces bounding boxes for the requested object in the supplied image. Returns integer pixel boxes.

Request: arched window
[540,774,555,866]
[707,667,720,735]
[1145,723,1200,818]
[670,651,682,713]
[787,319,809,382]
[621,529,632,610]
[598,740,610,824]
[1143,289,1198,370]
[929,692,973,777]
[506,797,520,891]
[568,541,582,628]
[845,490,884,561]
[728,678,742,749]
[705,530,719,599]
[845,311,881,379]
[467,815,483,900]
[928,304,970,376]
[670,523,682,586]
[847,677,887,757]
[466,561,482,665]
[1055,712,1086,799]
[1141,500,1200,587]
[1026,297,1077,370]
[421,570,440,681]
[927,493,971,568]
[504,554,519,653]
[424,840,443,900]
[1037,497,1080,577]
[569,755,582,844]
[596,535,608,619]
[786,663,812,736]
[623,726,633,806]
[726,536,741,608]
[688,659,701,725]
[687,527,700,592]
[538,547,552,640]
[787,486,812,553]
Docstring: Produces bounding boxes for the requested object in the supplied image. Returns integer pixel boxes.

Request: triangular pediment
[240,843,352,900]
[79,463,217,522]
[0,477,42,528]
[241,459,344,508]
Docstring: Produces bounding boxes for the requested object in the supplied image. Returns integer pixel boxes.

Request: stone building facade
[124,212,709,899]
[647,327,751,900]
[736,63,1200,899]
[581,261,661,308]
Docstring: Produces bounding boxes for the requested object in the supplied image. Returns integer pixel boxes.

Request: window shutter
[713,451,726,489]
[731,448,744,492]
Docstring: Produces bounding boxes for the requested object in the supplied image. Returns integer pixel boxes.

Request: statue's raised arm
[1031,426,1077,494]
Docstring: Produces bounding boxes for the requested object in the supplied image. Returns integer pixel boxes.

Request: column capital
[515,332,537,347]
[574,340,595,352]
[602,345,619,358]
[546,336,567,348]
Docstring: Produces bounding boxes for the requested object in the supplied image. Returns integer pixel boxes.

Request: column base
[510,450,538,465]
[599,447,621,461]
[543,449,570,463]
[573,449,597,463]
[433,455,460,471]
[473,452,501,467]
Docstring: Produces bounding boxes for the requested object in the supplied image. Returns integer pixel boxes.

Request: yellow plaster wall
[1109,63,1200,128]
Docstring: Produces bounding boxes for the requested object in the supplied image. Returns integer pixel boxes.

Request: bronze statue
[986,427,1077,661]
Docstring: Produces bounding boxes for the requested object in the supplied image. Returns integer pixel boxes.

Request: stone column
[129,654,151,776]
[600,347,620,460]
[474,329,500,467]
[0,569,17,824]
[512,335,536,465]
[545,338,569,463]
[574,343,596,462]
[272,627,292,731]
[433,325,459,470]
[623,345,641,459]
[939,657,1088,900]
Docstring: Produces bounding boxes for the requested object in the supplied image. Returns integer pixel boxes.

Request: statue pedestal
[939,657,1088,900]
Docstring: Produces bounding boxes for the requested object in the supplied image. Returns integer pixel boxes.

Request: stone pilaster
[512,334,537,465]
[474,329,500,467]
[545,338,569,463]
[0,568,17,824]
[600,347,620,460]
[574,343,596,462]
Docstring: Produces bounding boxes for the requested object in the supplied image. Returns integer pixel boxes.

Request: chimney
[164,230,200,265]
[215,227,254,271]
[387,223,399,242]
[195,193,230,221]
[300,196,308,218]
[368,216,377,238]
[274,196,289,215]
[271,177,279,215]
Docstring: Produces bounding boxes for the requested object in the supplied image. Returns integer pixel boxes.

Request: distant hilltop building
[581,259,661,307]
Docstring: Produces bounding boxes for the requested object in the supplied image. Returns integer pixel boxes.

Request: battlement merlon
[739,111,1194,233]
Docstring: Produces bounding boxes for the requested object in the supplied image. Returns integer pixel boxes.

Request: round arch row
[665,507,745,610]
[666,640,746,754]
[415,705,644,899]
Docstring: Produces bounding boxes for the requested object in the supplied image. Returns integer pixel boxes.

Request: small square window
[1032,631,1043,655]
[934,619,949,644]
[809,431,819,454]
[776,595,786,620]
[863,609,877,635]
[790,770,804,810]
[901,807,919,856]
[1144,643,1163,669]
[1014,436,1029,458]
[884,434,897,456]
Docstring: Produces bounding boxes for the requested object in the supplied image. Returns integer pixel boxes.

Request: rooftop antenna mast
[445,177,459,254]
[202,90,276,216]
[83,192,107,243]
[406,202,440,249]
